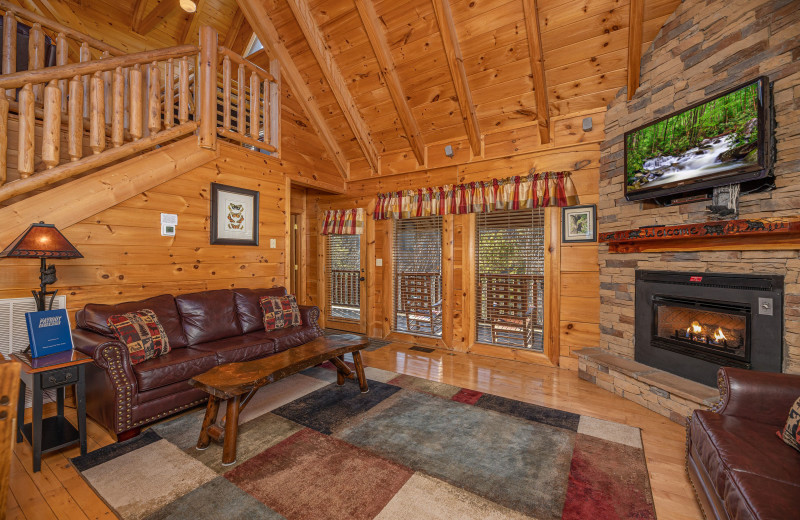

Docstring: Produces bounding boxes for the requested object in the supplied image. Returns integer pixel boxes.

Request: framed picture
[562,204,597,243]
[210,183,259,245]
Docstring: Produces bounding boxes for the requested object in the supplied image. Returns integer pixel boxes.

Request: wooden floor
[5,343,704,520]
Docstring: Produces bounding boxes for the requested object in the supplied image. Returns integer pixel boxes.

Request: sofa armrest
[713,367,800,427]
[298,305,323,336]
[72,328,138,395]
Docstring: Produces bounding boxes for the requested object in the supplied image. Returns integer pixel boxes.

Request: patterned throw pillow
[779,397,800,452]
[107,309,171,365]
[259,295,302,331]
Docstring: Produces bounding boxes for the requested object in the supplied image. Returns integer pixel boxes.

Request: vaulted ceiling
[11,0,683,178]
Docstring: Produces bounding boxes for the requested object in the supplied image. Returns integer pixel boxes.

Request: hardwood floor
[5,343,704,520]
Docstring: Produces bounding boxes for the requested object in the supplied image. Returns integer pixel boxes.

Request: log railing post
[0,90,7,185]
[236,63,245,135]
[102,51,112,126]
[3,11,16,99]
[56,33,68,112]
[129,64,142,140]
[249,71,259,139]
[164,58,174,129]
[222,54,231,131]
[68,75,82,161]
[29,23,44,102]
[17,83,34,178]
[269,58,280,153]
[262,78,270,143]
[148,61,161,134]
[90,71,105,154]
[42,80,61,168]
[112,66,124,147]
[179,56,189,124]
[80,43,90,119]
[198,26,217,150]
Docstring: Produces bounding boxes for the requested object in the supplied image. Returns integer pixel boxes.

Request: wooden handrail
[0,0,124,56]
[217,127,277,152]
[218,46,275,83]
[0,45,198,89]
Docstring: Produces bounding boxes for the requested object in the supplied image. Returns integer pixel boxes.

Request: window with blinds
[475,208,545,350]
[326,234,361,322]
[393,216,443,337]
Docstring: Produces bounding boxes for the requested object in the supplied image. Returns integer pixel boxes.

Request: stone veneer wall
[599,0,800,374]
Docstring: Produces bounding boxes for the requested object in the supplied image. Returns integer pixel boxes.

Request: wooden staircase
[0,1,281,244]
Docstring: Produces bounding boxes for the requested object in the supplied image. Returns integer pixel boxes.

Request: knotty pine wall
[307,111,604,368]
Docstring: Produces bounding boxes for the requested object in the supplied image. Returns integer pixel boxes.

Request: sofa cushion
[132,348,217,392]
[78,294,188,348]
[107,309,171,365]
[190,331,279,364]
[260,295,302,331]
[175,289,242,345]
[691,410,800,492]
[264,324,322,353]
[233,287,287,334]
[725,470,800,520]
[779,397,800,452]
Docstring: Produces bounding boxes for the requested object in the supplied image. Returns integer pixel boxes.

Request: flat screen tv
[624,76,771,201]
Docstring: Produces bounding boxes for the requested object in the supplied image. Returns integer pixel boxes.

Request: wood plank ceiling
[242,0,681,176]
[11,0,682,178]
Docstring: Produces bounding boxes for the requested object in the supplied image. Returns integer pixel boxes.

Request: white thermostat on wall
[161,213,178,237]
[161,224,176,237]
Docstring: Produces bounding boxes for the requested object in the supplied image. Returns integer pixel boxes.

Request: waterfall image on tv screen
[625,82,760,195]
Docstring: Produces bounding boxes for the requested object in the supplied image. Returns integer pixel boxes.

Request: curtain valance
[373,172,579,220]
[321,208,365,235]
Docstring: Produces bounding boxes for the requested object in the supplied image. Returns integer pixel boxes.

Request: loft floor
[6,344,703,520]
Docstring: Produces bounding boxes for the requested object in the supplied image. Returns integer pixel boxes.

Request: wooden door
[325,233,367,334]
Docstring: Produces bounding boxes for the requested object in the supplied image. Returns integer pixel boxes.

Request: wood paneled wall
[308,111,603,367]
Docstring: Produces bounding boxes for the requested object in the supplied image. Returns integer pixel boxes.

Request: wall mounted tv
[624,76,772,201]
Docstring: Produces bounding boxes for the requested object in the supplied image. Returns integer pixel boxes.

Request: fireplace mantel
[600,217,800,253]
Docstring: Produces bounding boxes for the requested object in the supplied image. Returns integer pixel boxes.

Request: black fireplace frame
[635,270,783,386]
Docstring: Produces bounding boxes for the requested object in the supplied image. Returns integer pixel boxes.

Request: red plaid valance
[321,208,365,235]
[373,172,579,220]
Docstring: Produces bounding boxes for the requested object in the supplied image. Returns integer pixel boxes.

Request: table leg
[330,356,353,386]
[56,387,64,417]
[222,395,240,466]
[77,366,87,456]
[196,395,220,450]
[352,351,369,394]
[16,379,25,443]
[32,374,42,472]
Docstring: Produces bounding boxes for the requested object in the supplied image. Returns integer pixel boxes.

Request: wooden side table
[13,350,93,472]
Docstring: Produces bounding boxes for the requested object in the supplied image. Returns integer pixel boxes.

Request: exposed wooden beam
[522,0,551,145]
[237,0,349,178]
[223,7,245,49]
[353,0,425,166]
[179,0,204,44]
[430,0,481,156]
[286,0,379,173]
[627,0,644,100]
[131,0,147,31]
[134,0,178,35]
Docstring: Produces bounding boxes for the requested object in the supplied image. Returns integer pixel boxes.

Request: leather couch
[687,367,800,520]
[72,287,322,440]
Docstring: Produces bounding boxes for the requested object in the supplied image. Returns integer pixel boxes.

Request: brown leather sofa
[72,287,322,440]
[687,367,800,520]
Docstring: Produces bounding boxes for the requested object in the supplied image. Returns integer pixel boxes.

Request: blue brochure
[25,309,74,358]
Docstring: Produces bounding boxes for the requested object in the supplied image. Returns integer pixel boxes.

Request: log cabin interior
[0,0,798,519]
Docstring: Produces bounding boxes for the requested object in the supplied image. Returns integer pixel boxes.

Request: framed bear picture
[210,183,260,246]
[561,204,597,243]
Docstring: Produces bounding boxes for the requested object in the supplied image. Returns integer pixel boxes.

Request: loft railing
[0,18,280,203]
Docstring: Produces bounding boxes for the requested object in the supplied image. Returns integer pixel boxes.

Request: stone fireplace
[634,270,783,386]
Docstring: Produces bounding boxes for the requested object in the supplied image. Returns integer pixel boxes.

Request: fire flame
[713,328,727,341]
[687,321,702,334]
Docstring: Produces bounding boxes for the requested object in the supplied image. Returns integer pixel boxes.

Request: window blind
[392,216,443,337]
[475,208,545,350]
[326,234,361,322]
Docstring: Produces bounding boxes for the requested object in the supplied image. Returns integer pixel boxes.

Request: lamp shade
[0,223,83,259]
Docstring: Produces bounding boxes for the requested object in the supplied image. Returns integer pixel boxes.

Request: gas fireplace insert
[635,271,783,386]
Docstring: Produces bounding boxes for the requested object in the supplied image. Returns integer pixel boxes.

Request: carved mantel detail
[600,218,800,253]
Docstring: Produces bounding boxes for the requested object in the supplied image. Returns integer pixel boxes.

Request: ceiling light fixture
[180,0,197,13]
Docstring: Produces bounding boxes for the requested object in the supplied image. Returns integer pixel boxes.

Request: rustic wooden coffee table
[189,333,370,465]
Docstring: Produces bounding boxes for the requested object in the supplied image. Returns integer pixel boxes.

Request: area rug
[71,364,656,520]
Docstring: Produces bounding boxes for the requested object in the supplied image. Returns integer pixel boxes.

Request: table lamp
[0,222,83,311]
